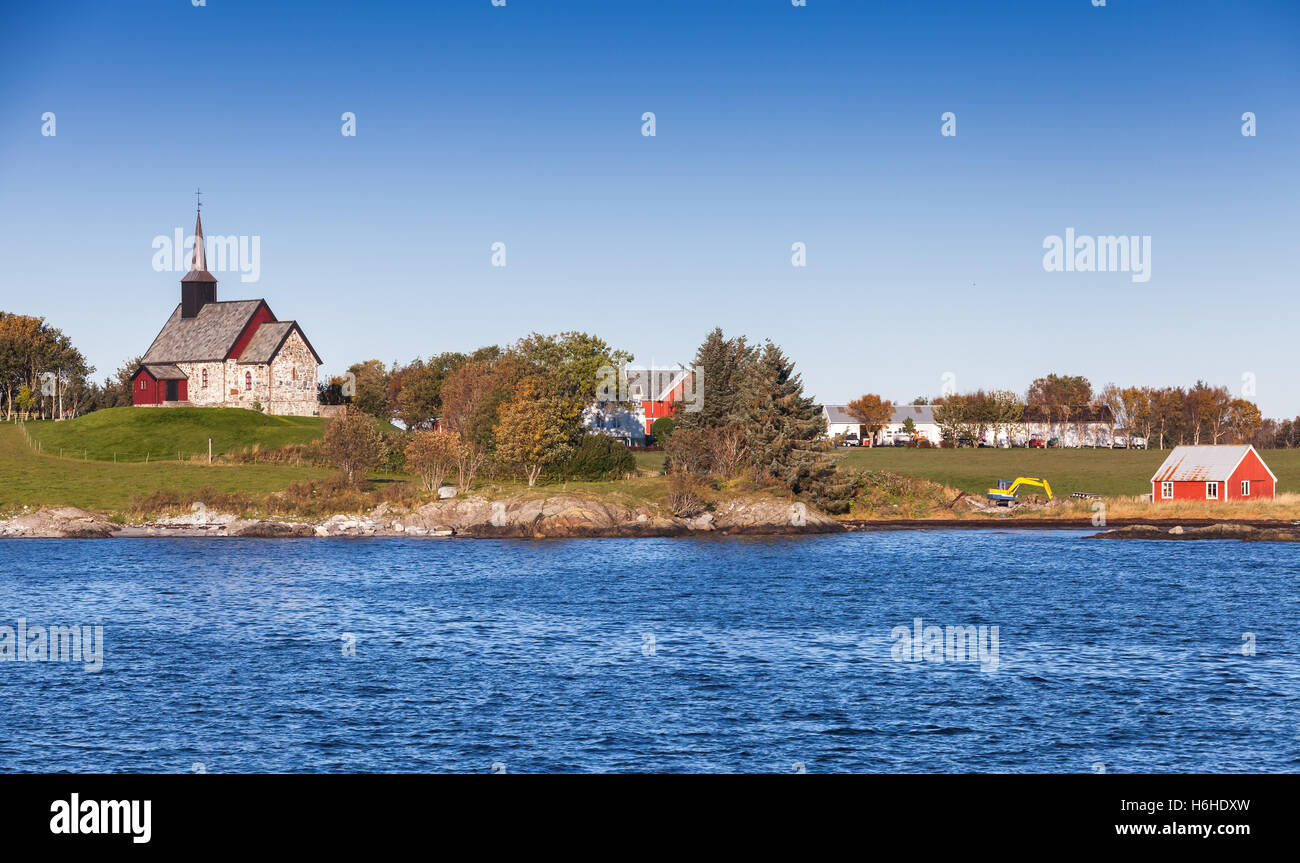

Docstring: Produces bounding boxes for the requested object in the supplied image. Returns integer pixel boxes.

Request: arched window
[291,367,298,381]
[244,371,252,391]
[201,368,209,389]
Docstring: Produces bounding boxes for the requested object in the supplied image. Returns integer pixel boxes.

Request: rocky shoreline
[0,496,845,539]
[1092,523,1300,542]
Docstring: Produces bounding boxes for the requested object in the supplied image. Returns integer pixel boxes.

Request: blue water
[1,530,1297,773]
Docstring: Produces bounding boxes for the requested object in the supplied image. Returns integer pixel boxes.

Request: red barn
[637,368,693,434]
[1150,445,1276,502]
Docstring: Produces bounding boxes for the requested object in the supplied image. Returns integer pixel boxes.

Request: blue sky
[1,0,1297,414]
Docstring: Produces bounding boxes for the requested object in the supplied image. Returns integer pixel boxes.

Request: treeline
[1101,383,1264,449]
[853,373,1278,448]
[330,327,858,508]
[322,332,637,487]
[0,312,98,419]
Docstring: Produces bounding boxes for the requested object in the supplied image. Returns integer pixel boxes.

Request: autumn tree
[391,352,466,430]
[345,359,391,421]
[494,380,575,486]
[1203,385,1234,444]
[1154,387,1183,449]
[512,331,633,443]
[1227,399,1263,443]
[989,389,1024,445]
[404,429,461,491]
[1118,386,1156,446]
[1183,381,1217,445]
[322,408,383,484]
[1027,373,1092,444]
[847,393,893,447]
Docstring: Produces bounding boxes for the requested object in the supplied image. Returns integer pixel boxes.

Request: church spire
[191,207,209,273]
[180,191,217,317]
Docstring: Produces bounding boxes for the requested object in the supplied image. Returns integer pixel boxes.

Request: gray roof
[822,405,858,424]
[140,300,264,364]
[237,321,294,364]
[142,363,185,380]
[890,404,936,424]
[823,404,938,424]
[1151,445,1273,483]
[239,320,322,365]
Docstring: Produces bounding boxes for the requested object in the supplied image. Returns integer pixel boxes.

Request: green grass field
[835,446,1300,498]
[0,422,330,512]
[23,407,327,462]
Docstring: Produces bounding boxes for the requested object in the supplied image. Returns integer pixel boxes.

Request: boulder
[227,520,316,538]
[0,507,117,538]
[711,497,843,534]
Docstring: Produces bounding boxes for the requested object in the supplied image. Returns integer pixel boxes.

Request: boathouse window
[140,379,147,391]
[245,371,252,391]
[1205,482,1218,500]
[201,368,209,389]
[1241,480,1250,497]
[1161,482,1173,499]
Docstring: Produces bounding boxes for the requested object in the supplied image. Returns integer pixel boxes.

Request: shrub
[666,472,710,518]
[405,430,460,490]
[558,434,636,481]
[322,408,383,484]
[661,427,714,475]
[649,416,675,445]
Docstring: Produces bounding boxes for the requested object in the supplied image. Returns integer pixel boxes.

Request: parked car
[1028,437,1047,448]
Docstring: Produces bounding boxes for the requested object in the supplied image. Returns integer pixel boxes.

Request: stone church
[131,207,323,416]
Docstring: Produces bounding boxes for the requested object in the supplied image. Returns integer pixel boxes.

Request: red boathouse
[1150,445,1277,502]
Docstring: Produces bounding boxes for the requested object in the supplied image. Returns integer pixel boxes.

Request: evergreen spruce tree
[676,327,754,431]
[740,341,835,493]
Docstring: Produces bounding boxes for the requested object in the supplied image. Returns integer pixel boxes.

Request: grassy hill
[23,407,327,462]
[0,422,330,511]
[835,446,1300,498]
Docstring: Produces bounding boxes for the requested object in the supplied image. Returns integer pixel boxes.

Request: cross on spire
[195,187,202,211]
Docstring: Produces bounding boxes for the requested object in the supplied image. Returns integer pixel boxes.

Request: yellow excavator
[987,477,1053,504]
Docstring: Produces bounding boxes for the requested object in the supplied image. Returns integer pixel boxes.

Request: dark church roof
[141,300,265,363]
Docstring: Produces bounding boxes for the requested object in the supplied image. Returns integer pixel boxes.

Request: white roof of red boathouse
[1150,445,1277,483]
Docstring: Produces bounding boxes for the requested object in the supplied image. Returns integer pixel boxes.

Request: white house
[821,404,943,446]
[880,404,942,445]
[584,367,695,445]
[822,403,1116,447]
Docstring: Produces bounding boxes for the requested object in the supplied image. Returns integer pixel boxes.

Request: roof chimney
[181,204,217,318]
